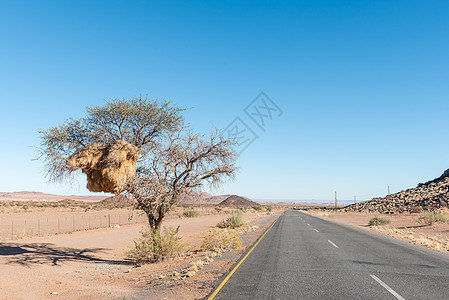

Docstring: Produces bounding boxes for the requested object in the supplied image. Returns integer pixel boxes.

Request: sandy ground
[0,210,281,300]
[305,210,449,254]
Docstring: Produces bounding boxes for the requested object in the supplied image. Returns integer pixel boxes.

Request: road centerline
[314,229,319,233]
[370,275,405,300]
[328,240,339,248]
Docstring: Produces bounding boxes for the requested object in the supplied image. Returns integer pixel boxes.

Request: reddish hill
[0,191,109,202]
[217,195,260,207]
[180,191,214,204]
[99,194,136,206]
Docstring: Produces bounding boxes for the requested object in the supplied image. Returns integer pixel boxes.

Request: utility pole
[334,191,338,210]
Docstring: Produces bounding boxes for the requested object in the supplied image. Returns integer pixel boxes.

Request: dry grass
[420,210,448,226]
[370,226,449,252]
[201,228,242,251]
[126,226,184,264]
[368,216,391,226]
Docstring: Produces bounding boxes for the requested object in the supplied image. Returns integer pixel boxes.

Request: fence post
[73,215,75,232]
[108,214,111,228]
[11,220,14,240]
[88,216,91,230]
[58,217,60,234]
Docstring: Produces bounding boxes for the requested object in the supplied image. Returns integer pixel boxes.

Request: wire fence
[0,210,147,241]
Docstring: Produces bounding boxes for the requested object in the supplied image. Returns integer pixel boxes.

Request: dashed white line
[314,229,319,233]
[328,240,339,248]
[370,275,405,300]
[307,223,311,226]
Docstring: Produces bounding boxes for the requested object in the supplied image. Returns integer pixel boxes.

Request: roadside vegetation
[183,208,200,218]
[126,226,184,264]
[216,211,244,229]
[420,210,448,226]
[368,216,391,226]
[201,228,242,251]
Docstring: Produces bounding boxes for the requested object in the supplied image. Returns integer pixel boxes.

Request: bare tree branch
[126,128,237,230]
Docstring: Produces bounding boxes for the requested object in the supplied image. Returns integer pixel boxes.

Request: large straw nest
[66,140,140,195]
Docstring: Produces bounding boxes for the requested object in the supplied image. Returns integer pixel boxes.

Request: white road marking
[307,223,311,226]
[328,240,339,248]
[314,229,319,233]
[370,275,405,300]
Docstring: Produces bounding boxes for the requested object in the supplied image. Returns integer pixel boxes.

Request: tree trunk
[146,212,158,230]
[155,213,165,231]
[145,211,165,231]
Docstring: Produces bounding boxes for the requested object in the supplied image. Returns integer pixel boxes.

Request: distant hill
[0,191,109,202]
[180,191,214,204]
[99,194,136,206]
[218,195,260,207]
[345,169,449,213]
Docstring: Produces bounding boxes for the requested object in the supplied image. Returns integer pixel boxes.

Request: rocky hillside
[218,195,260,207]
[345,169,449,213]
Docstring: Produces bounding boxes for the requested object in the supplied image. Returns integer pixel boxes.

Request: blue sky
[0,1,448,202]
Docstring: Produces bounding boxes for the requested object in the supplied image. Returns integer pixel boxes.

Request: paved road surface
[211,210,449,299]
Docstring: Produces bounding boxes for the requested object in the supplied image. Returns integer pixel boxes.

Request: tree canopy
[38,96,184,184]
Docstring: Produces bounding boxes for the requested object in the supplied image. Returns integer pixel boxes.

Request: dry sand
[0,209,281,299]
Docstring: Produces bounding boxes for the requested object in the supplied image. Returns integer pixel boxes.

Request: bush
[216,211,244,229]
[252,206,262,211]
[201,228,242,251]
[410,206,423,214]
[183,208,199,218]
[368,216,390,226]
[420,211,448,226]
[126,226,184,264]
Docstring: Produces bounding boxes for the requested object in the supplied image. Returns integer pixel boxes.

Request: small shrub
[266,206,272,212]
[368,216,390,226]
[214,207,222,213]
[420,211,448,226]
[126,226,184,264]
[410,206,423,214]
[252,206,262,211]
[183,208,199,218]
[216,211,244,229]
[201,228,242,251]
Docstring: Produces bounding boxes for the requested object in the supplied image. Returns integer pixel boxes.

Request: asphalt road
[211,210,449,300]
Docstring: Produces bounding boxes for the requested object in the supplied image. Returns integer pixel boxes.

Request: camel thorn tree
[38,97,237,231]
[37,96,184,194]
[126,128,237,230]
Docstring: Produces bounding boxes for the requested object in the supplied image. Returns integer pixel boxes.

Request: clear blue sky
[1,1,448,202]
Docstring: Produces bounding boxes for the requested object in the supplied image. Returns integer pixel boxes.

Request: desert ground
[305,209,449,253]
[0,202,283,299]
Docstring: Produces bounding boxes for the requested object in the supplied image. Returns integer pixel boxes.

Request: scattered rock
[345,169,449,213]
